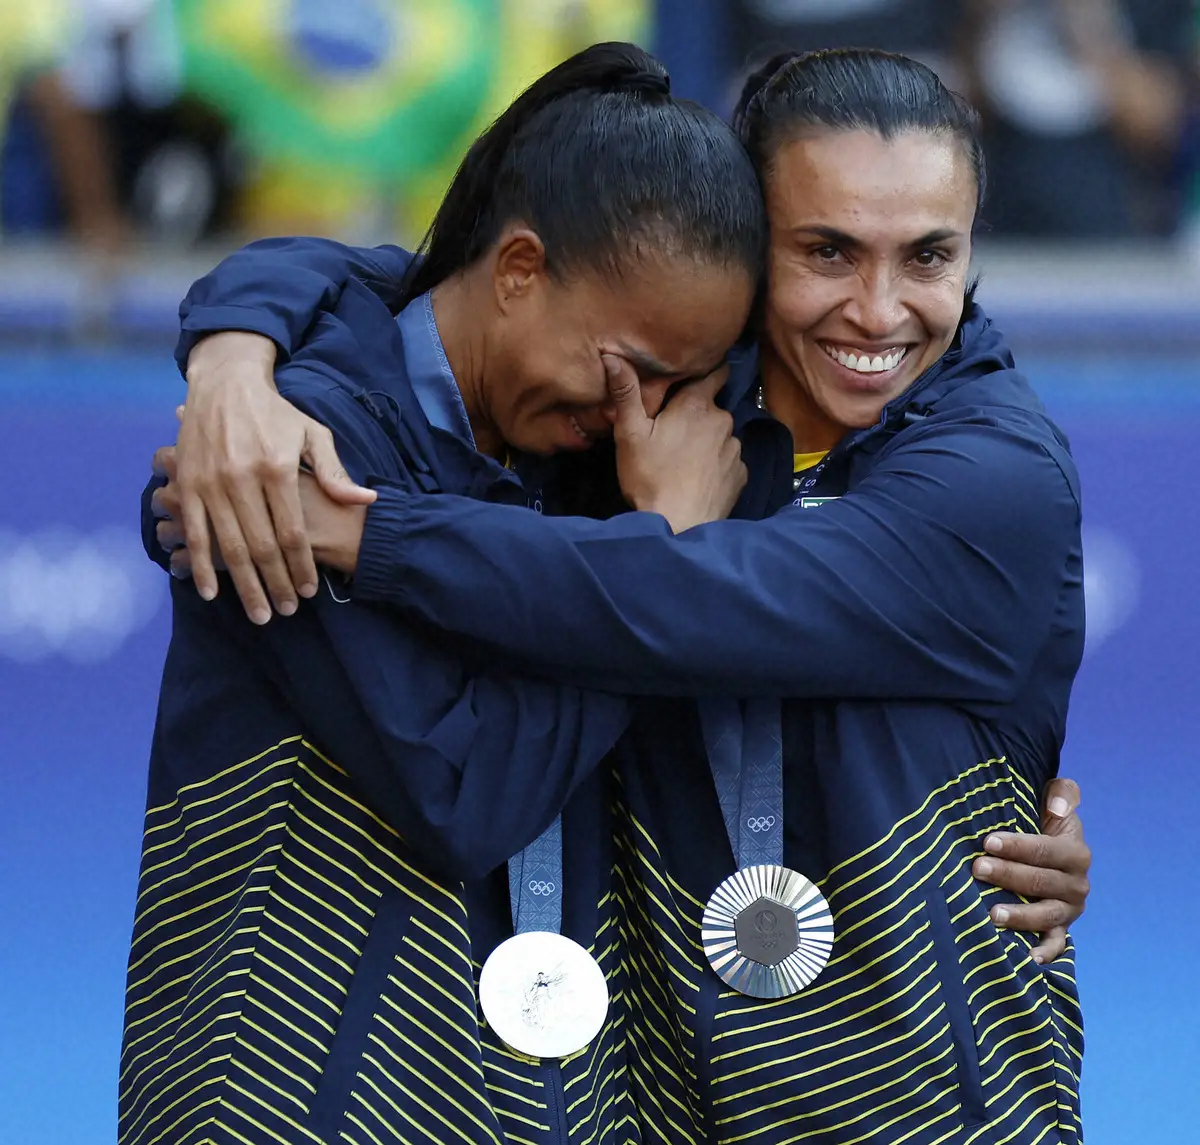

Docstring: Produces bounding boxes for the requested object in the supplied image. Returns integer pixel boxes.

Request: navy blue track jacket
[159,238,1087,1145]
[123,270,641,1145]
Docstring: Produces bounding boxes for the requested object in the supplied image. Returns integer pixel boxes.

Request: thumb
[691,362,731,404]
[1042,777,1081,835]
[302,422,377,506]
[603,354,650,440]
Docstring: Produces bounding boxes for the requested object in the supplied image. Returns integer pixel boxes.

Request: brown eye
[913,249,948,268]
[813,245,841,261]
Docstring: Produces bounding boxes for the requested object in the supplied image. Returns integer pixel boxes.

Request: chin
[826,395,887,432]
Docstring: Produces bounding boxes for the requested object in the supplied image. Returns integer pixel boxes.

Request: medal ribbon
[700,697,784,870]
[398,291,565,940]
[507,818,564,935]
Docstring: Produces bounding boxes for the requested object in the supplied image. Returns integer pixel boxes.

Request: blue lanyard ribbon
[507,819,564,934]
[398,290,564,938]
[700,697,784,869]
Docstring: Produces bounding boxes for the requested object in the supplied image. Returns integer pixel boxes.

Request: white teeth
[824,346,906,374]
[568,415,589,441]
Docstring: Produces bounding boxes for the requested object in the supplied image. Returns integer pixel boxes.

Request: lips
[822,343,909,374]
[817,341,914,392]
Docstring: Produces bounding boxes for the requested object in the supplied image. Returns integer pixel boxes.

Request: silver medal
[702,864,834,999]
[478,931,609,1059]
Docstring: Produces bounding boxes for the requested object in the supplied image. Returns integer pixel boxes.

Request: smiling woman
[736,48,987,452]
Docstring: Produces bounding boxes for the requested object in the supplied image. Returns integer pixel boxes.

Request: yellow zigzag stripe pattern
[616,755,1083,1144]
[120,735,635,1145]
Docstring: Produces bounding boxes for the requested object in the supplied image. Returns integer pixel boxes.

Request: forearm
[349,426,1077,703]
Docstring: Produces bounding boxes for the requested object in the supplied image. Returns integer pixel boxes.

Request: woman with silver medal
[126,43,765,1145]
[151,48,1094,1145]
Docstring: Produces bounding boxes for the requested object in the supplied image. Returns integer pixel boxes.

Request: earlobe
[493,226,548,312]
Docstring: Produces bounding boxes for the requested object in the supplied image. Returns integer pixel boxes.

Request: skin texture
[758,129,977,453]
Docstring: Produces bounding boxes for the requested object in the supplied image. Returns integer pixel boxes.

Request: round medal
[478,932,609,1059]
[702,864,834,999]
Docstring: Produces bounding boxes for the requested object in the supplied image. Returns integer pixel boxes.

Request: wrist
[312,505,367,574]
[186,332,279,391]
[639,498,688,534]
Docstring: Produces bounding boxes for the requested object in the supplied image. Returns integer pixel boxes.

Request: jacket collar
[326,280,527,503]
[726,302,1034,451]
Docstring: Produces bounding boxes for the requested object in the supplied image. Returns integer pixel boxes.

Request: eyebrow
[793,225,964,250]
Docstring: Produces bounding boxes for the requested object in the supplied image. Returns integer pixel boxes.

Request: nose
[843,266,907,339]
[640,379,674,419]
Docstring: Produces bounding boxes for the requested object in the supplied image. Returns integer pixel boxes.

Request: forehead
[766,129,976,243]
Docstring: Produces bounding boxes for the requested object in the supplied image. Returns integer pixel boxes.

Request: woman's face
[490,246,754,456]
[761,129,977,450]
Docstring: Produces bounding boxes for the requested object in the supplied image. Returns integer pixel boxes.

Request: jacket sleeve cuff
[175,304,297,378]
[351,487,413,608]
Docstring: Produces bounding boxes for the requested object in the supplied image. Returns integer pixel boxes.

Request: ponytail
[399,42,763,306]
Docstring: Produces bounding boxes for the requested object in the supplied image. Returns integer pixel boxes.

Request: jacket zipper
[692,978,720,1142]
[545,1060,570,1142]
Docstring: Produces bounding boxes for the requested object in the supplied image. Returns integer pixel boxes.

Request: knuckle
[222,540,250,567]
[222,462,257,489]
[1028,835,1053,867]
[1028,867,1051,898]
[1036,901,1067,929]
[247,538,281,565]
[253,455,292,483]
[276,527,308,553]
[183,470,213,497]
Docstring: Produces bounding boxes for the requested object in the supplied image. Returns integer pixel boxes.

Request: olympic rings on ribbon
[527,880,556,896]
[746,815,777,833]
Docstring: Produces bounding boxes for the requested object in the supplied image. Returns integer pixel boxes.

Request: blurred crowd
[1,0,1198,252]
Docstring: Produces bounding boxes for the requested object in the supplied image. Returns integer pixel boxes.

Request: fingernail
[603,355,620,378]
[992,906,1010,925]
[299,583,318,599]
[251,609,271,626]
[976,858,994,877]
[279,600,298,617]
[985,835,1004,854]
[199,586,216,602]
[1048,797,1070,818]
[1031,952,1045,965]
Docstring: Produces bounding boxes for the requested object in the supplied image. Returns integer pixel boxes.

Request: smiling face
[482,234,754,456]
[759,128,978,452]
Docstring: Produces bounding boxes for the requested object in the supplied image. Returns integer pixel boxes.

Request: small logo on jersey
[799,496,840,509]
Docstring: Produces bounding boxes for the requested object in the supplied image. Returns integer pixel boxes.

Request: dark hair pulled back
[733,47,987,218]
[400,42,765,306]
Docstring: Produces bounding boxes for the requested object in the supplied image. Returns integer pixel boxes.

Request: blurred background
[0,1,1197,1142]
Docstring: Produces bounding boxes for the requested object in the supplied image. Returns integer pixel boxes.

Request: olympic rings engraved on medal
[527,880,556,896]
[746,815,777,833]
